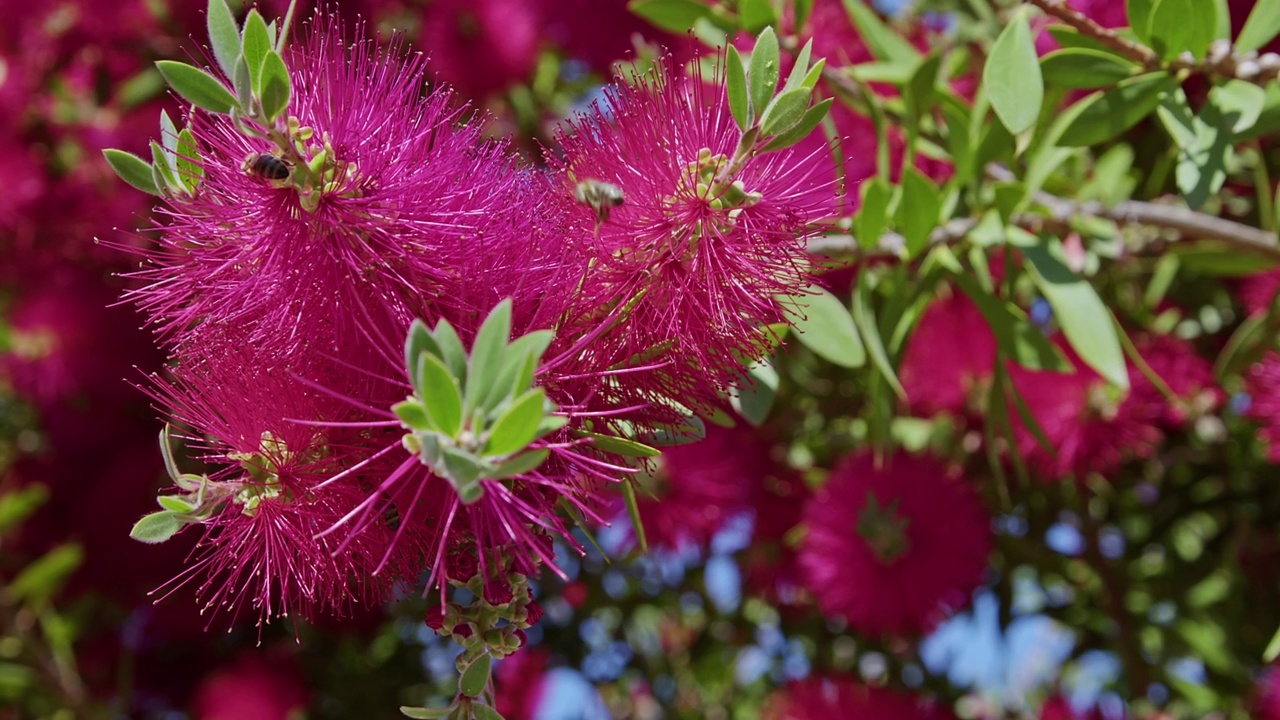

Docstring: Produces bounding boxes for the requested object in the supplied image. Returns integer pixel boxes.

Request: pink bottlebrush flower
[192,651,308,720]
[742,463,808,604]
[763,675,958,720]
[551,58,834,404]
[1010,338,1185,481]
[417,0,542,99]
[127,21,532,357]
[495,646,552,720]
[1129,334,1222,428]
[798,452,990,637]
[899,288,997,418]
[147,339,414,628]
[1255,662,1280,720]
[629,423,766,552]
[537,0,691,76]
[1239,269,1280,316]
[1245,352,1280,462]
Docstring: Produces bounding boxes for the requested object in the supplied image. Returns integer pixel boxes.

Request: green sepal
[416,352,464,438]
[459,652,492,698]
[484,389,547,457]
[748,26,780,118]
[726,44,750,130]
[259,50,291,122]
[130,511,186,544]
[102,149,161,196]
[206,0,242,80]
[490,449,551,479]
[392,399,434,432]
[156,60,238,114]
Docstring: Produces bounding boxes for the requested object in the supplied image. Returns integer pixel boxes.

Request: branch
[1028,0,1280,86]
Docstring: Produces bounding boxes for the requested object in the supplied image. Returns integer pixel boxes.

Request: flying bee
[574,178,624,226]
[242,152,291,181]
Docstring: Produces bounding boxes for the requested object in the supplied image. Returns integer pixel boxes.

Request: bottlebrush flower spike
[798,452,991,637]
[550,44,835,405]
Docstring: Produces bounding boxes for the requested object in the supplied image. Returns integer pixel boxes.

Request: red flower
[798,452,990,637]
[764,675,957,720]
[899,289,997,418]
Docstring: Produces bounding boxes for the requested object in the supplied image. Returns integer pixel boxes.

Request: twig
[1028,0,1280,86]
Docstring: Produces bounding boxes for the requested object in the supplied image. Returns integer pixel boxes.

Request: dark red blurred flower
[798,452,990,637]
[1255,661,1280,720]
[1041,694,1105,720]
[900,289,997,417]
[1245,351,1280,462]
[764,675,958,720]
[495,647,551,720]
[192,652,308,720]
[419,0,542,99]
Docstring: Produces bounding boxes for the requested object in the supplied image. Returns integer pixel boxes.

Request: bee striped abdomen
[243,152,291,181]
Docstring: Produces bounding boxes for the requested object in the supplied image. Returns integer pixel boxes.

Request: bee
[242,152,291,181]
[574,179,625,225]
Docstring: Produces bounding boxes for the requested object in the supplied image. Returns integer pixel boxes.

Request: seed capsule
[242,152,291,181]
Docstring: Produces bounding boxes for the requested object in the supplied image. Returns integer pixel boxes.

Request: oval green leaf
[156,60,238,114]
[1237,0,1280,52]
[102,149,160,196]
[748,26,780,119]
[399,707,454,719]
[1148,0,1217,59]
[130,511,186,544]
[726,44,750,130]
[1057,72,1177,147]
[459,653,492,698]
[242,10,271,93]
[484,389,547,457]
[628,0,716,33]
[791,286,866,368]
[416,352,463,438]
[1040,48,1137,89]
[984,8,1043,135]
[206,0,241,79]
[759,87,811,137]
[258,50,291,122]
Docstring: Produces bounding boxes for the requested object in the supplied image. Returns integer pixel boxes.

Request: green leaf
[577,431,662,457]
[159,109,179,154]
[1264,622,1280,662]
[1022,241,1129,388]
[459,652,492,698]
[1169,241,1280,275]
[484,389,547,457]
[416,352,464,438]
[1057,72,1177,147]
[854,177,891,249]
[852,282,905,400]
[1127,0,1157,45]
[790,286,866,367]
[1157,88,1231,210]
[175,127,203,192]
[726,45,750,130]
[8,544,82,606]
[157,495,197,513]
[761,97,831,151]
[840,0,920,62]
[472,704,507,720]
[150,139,178,193]
[233,53,252,108]
[794,0,815,31]
[1212,79,1267,135]
[156,60,238,114]
[759,87,810,137]
[1040,48,1137,89]
[731,356,778,426]
[748,26,780,120]
[241,10,271,94]
[489,449,551,479]
[628,0,715,33]
[405,319,441,389]
[433,319,469,383]
[392,399,433,432]
[131,511,186,543]
[0,485,49,535]
[206,0,242,80]
[984,8,1043,135]
[399,706,454,719]
[621,476,648,553]
[1237,0,1280,52]
[897,167,941,255]
[904,52,942,128]
[492,329,554,405]
[464,299,513,412]
[783,38,814,93]
[1147,0,1217,59]
[102,149,160,196]
[258,50,291,122]
[740,0,776,33]
[441,447,484,494]
[954,276,1071,372]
